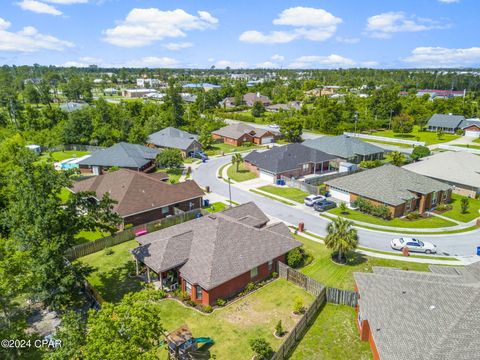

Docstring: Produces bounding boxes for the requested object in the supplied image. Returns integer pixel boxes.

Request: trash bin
[477,246,480,256]
[298,222,304,232]
[205,186,210,193]
[203,199,210,207]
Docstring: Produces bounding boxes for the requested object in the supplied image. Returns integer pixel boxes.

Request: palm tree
[387,151,406,166]
[325,217,358,263]
[231,153,244,172]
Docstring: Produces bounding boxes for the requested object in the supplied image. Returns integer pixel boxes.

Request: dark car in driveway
[313,200,337,212]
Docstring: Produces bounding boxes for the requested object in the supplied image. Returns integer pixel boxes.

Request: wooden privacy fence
[326,287,358,307]
[278,262,324,296]
[65,209,202,260]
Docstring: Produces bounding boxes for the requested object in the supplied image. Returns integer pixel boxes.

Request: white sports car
[390,237,437,254]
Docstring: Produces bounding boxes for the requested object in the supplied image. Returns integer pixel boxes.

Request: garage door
[465,130,480,138]
[261,137,274,144]
[259,171,275,183]
[329,188,351,202]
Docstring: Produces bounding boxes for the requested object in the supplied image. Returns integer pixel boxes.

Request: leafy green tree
[251,101,266,117]
[325,217,358,263]
[164,81,184,127]
[231,153,243,172]
[198,128,214,149]
[127,122,147,144]
[461,197,470,214]
[292,296,304,314]
[387,151,406,166]
[249,337,274,360]
[83,290,165,360]
[46,311,85,360]
[23,83,41,106]
[62,109,93,144]
[280,117,303,142]
[437,129,444,140]
[156,148,183,168]
[391,113,414,134]
[275,320,284,337]
[411,145,431,161]
[286,247,307,268]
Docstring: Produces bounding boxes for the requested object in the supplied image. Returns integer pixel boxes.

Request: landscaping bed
[289,304,372,360]
[257,185,309,203]
[226,163,257,182]
[327,207,456,228]
[438,194,480,223]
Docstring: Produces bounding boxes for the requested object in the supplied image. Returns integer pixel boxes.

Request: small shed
[166,325,197,359]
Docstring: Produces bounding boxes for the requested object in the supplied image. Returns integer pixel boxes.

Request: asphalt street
[193,156,480,257]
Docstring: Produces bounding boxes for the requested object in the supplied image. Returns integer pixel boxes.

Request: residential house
[122,89,157,98]
[303,135,385,164]
[72,169,203,226]
[212,123,278,146]
[426,114,465,133]
[131,202,301,305]
[220,97,237,108]
[325,164,452,218]
[244,143,337,183]
[266,101,302,113]
[60,102,88,112]
[148,127,202,157]
[354,263,480,360]
[461,118,480,138]
[243,92,272,107]
[403,151,480,198]
[304,86,341,97]
[77,142,159,175]
[183,83,221,91]
[416,89,465,100]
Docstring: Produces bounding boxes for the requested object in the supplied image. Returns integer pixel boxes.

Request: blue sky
[0,0,479,68]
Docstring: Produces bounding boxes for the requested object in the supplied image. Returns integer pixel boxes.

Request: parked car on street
[268,124,280,129]
[390,237,437,254]
[313,200,337,212]
[304,194,325,206]
[192,151,208,161]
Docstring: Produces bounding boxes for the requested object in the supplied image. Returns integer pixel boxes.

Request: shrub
[249,337,274,360]
[405,211,420,220]
[216,298,226,307]
[287,247,306,268]
[461,197,470,214]
[352,197,391,220]
[244,282,256,293]
[411,145,431,161]
[359,159,382,169]
[270,271,278,278]
[103,247,113,256]
[293,296,305,314]
[156,148,183,168]
[124,223,133,230]
[338,202,348,214]
[455,129,464,136]
[202,305,213,313]
[181,292,191,302]
[275,320,284,337]
[435,202,452,212]
[186,300,197,307]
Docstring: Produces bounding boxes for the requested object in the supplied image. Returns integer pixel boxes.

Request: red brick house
[212,123,278,146]
[71,169,204,227]
[131,202,301,306]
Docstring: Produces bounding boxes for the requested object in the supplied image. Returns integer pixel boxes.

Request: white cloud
[214,60,248,69]
[43,0,88,4]
[271,54,284,62]
[403,47,480,67]
[162,42,193,50]
[0,18,74,52]
[336,36,360,44]
[122,56,180,68]
[62,56,102,67]
[438,0,459,3]
[18,0,62,15]
[288,54,356,69]
[360,61,379,67]
[103,8,218,47]
[365,12,449,39]
[255,61,280,68]
[239,6,341,44]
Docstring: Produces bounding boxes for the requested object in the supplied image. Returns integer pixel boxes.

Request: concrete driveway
[193,156,480,258]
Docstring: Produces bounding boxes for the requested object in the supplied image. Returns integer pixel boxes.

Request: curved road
[193,156,480,257]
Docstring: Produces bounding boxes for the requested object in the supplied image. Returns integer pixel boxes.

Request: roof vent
[429,305,436,310]
[402,290,406,294]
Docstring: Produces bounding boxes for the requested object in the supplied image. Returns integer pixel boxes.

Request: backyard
[74,229,110,244]
[40,150,91,162]
[295,235,431,290]
[327,207,456,229]
[440,194,480,222]
[227,163,257,182]
[156,168,183,183]
[290,304,372,360]
[371,125,459,145]
[205,142,261,156]
[258,185,309,203]
[203,201,228,213]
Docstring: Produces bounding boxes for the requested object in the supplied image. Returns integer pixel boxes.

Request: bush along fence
[273,263,358,360]
[47,144,106,152]
[65,209,203,260]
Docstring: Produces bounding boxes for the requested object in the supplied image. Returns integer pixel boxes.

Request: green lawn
[474,138,480,144]
[157,168,183,183]
[328,207,456,228]
[205,142,261,156]
[76,239,143,302]
[258,185,309,203]
[40,150,91,162]
[441,194,480,222]
[372,125,460,145]
[157,279,314,360]
[226,163,257,182]
[364,139,413,148]
[203,202,228,213]
[75,229,110,244]
[250,189,295,205]
[295,235,431,290]
[290,304,372,360]
[451,144,480,150]
[183,157,200,164]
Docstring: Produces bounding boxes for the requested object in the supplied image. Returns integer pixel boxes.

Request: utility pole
[354,111,359,135]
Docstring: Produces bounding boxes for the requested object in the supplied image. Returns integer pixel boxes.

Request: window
[431,192,438,205]
[250,267,258,278]
[185,281,192,294]
[161,206,169,215]
[196,286,202,300]
[268,260,273,272]
[302,163,309,171]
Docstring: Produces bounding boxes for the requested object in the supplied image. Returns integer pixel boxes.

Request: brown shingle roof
[132,202,300,290]
[71,169,204,217]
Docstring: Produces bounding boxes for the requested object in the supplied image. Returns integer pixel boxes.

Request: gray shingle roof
[212,123,274,140]
[131,202,300,290]
[403,151,480,190]
[354,265,480,360]
[427,114,465,129]
[244,143,337,174]
[77,142,159,168]
[326,164,451,206]
[147,127,200,151]
[303,135,385,160]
